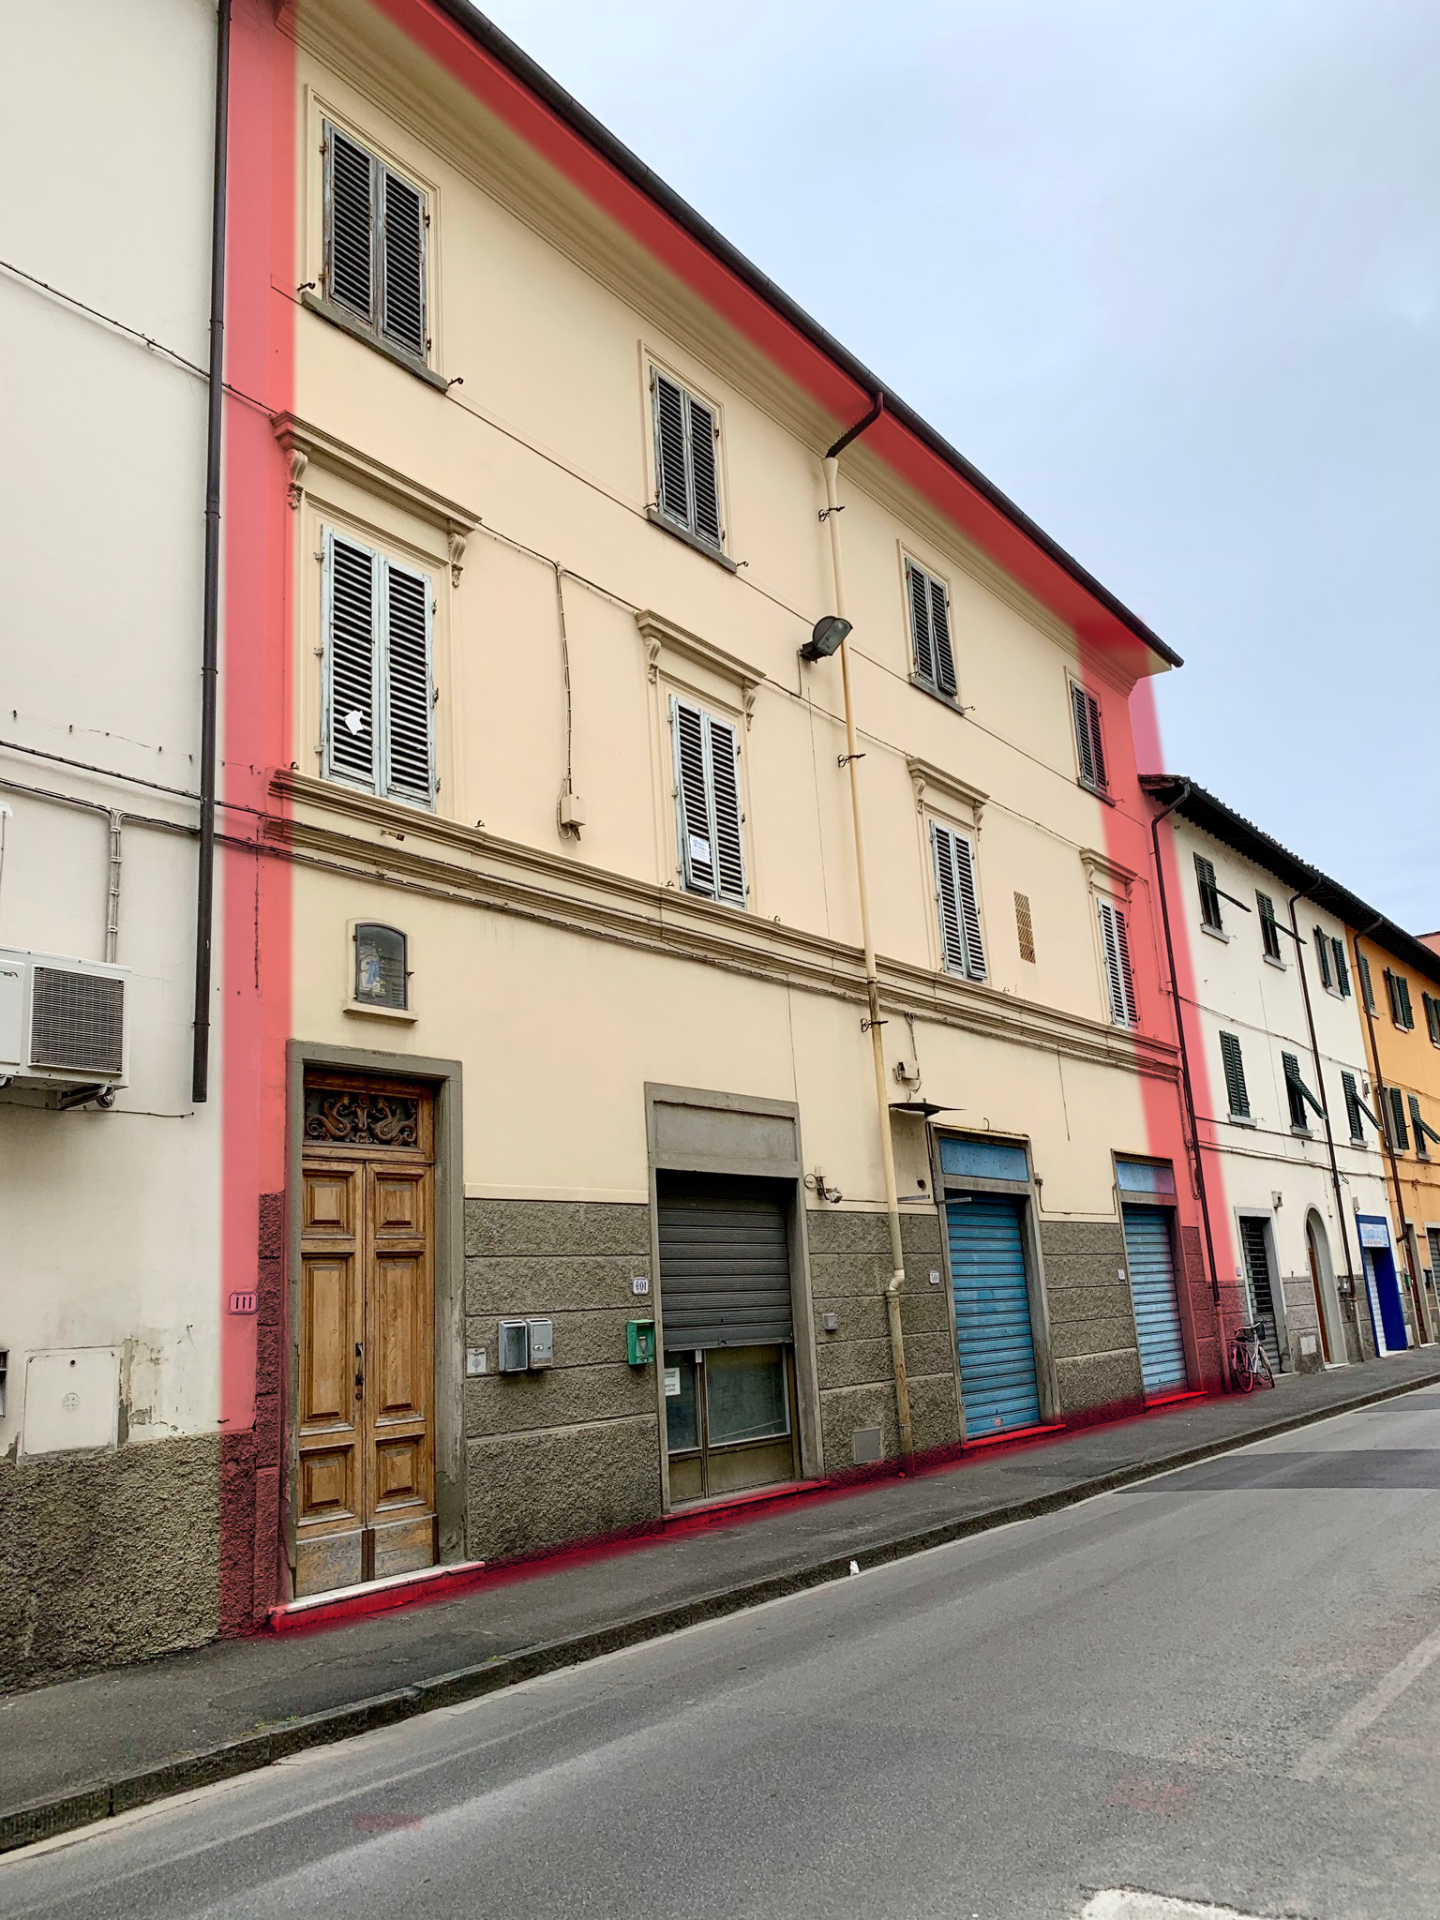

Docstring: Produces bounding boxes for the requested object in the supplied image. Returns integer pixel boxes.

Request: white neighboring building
[0,0,225,1687]
[1144,779,1409,1372]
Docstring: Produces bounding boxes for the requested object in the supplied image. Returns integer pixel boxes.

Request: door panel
[295,1084,436,1598]
[947,1194,1042,1437]
[1121,1206,1188,1396]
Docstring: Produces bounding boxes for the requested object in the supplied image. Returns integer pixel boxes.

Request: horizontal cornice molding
[269,772,1182,1083]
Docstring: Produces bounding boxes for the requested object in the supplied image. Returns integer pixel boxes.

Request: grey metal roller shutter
[657,1177,793,1350]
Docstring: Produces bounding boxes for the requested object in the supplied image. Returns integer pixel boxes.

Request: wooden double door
[294,1074,436,1597]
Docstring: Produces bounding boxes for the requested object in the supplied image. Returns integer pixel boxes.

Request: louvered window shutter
[1097,901,1137,1026]
[706,712,747,906]
[1257,894,1280,959]
[1342,1070,1364,1140]
[1410,1094,1434,1158]
[1385,970,1400,1023]
[1070,685,1106,790]
[687,395,722,548]
[653,371,690,527]
[381,560,433,804]
[1397,976,1414,1028]
[951,832,986,980]
[931,823,966,974]
[1194,854,1221,930]
[928,572,957,695]
[1220,1031,1249,1117]
[324,531,379,789]
[908,561,935,687]
[1425,993,1440,1046]
[1388,1087,1409,1150]
[1084,691,1107,790]
[671,697,716,896]
[379,167,426,357]
[1358,952,1376,1012]
[1314,926,1332,989]
[1332,938,1350,997]
[327,125,375,320]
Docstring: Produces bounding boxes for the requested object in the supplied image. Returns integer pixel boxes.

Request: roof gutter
[428,0,1181,671]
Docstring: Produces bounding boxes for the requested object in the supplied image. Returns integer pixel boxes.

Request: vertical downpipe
[822,442,914,1461]
[192,0,232,1104]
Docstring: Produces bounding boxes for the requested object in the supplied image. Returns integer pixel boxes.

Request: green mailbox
[627,1318,656,1366]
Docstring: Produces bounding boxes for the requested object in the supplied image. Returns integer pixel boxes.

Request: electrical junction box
[23,1349,119,1455]
[526,1318,554,1368]
[627,1319,656,1366]
[497,1320,529,1373]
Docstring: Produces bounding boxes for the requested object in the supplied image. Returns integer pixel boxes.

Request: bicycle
[1231,1321,1275,1392]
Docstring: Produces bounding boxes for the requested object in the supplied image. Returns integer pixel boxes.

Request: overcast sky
[486,0,1438,930]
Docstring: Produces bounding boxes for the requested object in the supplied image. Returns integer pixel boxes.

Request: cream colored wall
[283,3,1161,1208]
[0,0,221,1453]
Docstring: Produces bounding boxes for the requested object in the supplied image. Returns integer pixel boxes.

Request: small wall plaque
[228,1291,258,1314]
[631,1276,651,1295]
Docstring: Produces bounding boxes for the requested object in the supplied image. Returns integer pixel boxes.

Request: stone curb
[5,1363,1438,1857]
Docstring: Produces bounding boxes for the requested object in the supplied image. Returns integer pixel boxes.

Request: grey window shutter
[1220,1031,1249,1117]
[379,167,426,358]
[381,560,433,804]
[671,697,715,895]
[1083,690,1107,790]
[928,574,957,695]
[653,371,689,526]
[1098,900,1136,1026]
[1314,926,1332,989]
[951,832,986,979]
[908,561,936,686]
[1070,683,1097,787]
[706,712,746,906]
[1342,1070,1364,1140]
[687,394,722,547]
[1332,938,1350,996]
[931,823,966,973]
[327,125,375,320]
[1388,1087,1410,1150]
[324,531,379,788]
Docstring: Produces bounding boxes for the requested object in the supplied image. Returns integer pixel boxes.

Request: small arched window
[354,923,408,1010]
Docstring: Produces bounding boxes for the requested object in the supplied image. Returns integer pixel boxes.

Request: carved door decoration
[295,1074,435,1597]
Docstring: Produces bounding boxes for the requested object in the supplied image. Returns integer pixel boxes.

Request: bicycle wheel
[1256,1350,1275,1388]
[1233,1348,1254,1392]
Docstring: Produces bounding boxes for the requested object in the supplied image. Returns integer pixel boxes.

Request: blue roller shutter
[947,1195,1041,1437]
[1121,1206,1188,1395]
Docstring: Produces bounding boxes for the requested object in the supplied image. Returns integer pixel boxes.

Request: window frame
[320,119,431,368]
[929,819,987,982]
[347,920,415,1020]
[647,363,732,565]
[904,555,959,703]
[320,527,436,809]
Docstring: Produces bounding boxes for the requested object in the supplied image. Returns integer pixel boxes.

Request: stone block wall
[806,1207,960,1469]
[1038,1219,1145,1419]
[463,1200,663,1560]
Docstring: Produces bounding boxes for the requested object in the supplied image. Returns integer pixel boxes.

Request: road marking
[1081,1894,1276,1919]
[1291,1619,1440,1781]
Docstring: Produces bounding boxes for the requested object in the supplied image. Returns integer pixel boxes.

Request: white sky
[484,0,1439,930]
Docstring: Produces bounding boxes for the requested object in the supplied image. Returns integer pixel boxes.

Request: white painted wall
[0,0,221,1455]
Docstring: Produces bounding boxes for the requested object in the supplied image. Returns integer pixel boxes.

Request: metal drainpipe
[1286,888,1364,1361]
[1147,785,1231,1389]
[1352,920,1430,1344]
[191,0,232,1104]
[820,400,914,1461]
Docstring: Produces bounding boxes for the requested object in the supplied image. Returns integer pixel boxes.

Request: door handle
[355,1341,364,1396]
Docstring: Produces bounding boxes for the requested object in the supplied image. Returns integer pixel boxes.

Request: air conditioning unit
[0,949,130,1092]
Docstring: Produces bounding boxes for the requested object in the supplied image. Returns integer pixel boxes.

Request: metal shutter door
[1121,1206,1188,1395]
[657,1182,793,1351]
[947,1195,1041,1437]
[1362,1249,1391,1356]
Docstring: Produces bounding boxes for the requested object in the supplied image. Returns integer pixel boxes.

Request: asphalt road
[8,1388,1440,1920]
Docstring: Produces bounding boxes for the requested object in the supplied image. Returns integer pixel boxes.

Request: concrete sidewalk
[6,1350,1440,1853]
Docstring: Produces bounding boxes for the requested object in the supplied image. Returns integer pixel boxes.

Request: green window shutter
[1425,992,1440,1047]
[1194,854,1222,932]
[1220,1031,1249,1118]
[1358,952,1376,1013]
[1385,970,1400,1023]
[1388,1087,1410,1151]
[1397,975,1414,1029]
[1341,1070,1364,1141]
[1410,1094,1436,1158]
[1314,926,1332,990]
[1257,894,1281,960]
[1281,1051,1307,1129]
[1332,938,1351,997]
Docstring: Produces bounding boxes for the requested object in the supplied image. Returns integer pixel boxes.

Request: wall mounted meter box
[627,1319,656,1366]
[498,1319,529,1373]
[526,1318,554,1368]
